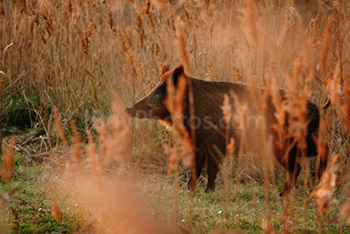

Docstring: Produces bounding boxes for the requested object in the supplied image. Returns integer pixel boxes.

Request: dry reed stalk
[311,155,339,214]
[87,129,102,185]
[117,28,128,53]
[182,6,191,26]
[281,196,291,234]
[87,19,97,38]
[312,13,321,48]
[316,110,330,180]
[270,79,293,230]
[162,103,181,233]
[48,183,62,221]
[171,145,179,233]
[297,16,313,73]
[284,78,308,151]
[65,0,72,17]
[0,73,6,96]
[283,85,309,224]
[298,89,309,147]
[175,19,190,74]
[1,136,15,182]
[107,8,117,35]
[107,94,132,163]
[164,75,178,176]
[229,94,248,226]
[63,0,72,33]
[264,76,277,188]
[135,12,145,48]
[147,77,155,90]
[221,94,232,127]
[122,26,133,48]
[341,75,350,132]
[165,74,194,174]
[333,0,346,83]
[262,111,274,234]
[205,63,215,81]
[224,140,234,224]
[40,12,54,37]
[340,203,350,224]
[163,73,194,232]
[329,61,341,108]
[94,118,107,163]
[124,48,142,102]
[145,0,150,14]
[77,24,94,59]
[314,199,324,233]
[144,0,155,30]
[53,109,67,145]
[242,0,258,46]
[174,76,187,124]
[291,54,305,88]
[320,16,334,76]
[174,19,196,182]
[232,68,241,82]
[250,83,274,233]
[28,3,35,16]
[302,156,312,230]
[1,138,7,182]
[337,73,350,183]
[39,32,46,44]
[0,3,5,18]
[166,149,177,177]
[153,0,165,12]
[70,120,82,172]
[7,135,15,181]
[221,95,233,222]
[277,9,292,47]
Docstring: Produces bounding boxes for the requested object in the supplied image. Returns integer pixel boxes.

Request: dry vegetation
[1,0,350,233]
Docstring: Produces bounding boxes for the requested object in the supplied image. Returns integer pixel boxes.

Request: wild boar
[126,64,330,195]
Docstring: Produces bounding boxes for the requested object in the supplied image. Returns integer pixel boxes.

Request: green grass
[0,154,79,234]
[173,183,347,233]
[134,167,349,234]
[1,150,349,233]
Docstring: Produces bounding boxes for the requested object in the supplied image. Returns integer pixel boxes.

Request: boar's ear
[172,64,185,85]
[162,63,170,75]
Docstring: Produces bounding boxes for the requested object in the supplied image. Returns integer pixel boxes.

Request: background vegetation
[1,0,350,233]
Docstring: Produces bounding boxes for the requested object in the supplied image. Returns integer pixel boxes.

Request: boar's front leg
[188,150,206,190]
[280,145,301,196]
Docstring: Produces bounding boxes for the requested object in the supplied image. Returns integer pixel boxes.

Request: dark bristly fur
[126,64,329,195]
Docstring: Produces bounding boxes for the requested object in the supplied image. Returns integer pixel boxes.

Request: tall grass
[1,0,350,233]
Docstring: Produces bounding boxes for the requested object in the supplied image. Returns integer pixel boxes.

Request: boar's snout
[124,107,135,116]
[126,97,169,120]
[126,81,170,120]
[125,104,152,119]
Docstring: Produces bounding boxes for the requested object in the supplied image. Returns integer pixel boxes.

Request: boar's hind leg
[188,150,206,190]
[280,146,301,196]
[205,149,223,192]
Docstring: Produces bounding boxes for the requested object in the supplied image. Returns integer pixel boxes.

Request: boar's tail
[321,97,331,110]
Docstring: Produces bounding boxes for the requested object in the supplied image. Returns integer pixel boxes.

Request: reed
[1,135,15,182]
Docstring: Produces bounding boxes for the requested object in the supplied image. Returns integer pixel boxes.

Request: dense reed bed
[1,0,350,233]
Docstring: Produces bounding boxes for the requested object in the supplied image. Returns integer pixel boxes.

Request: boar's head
[126,64,185,121]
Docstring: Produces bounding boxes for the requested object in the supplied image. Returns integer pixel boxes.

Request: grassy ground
[0,152,78,233]
[1,151,349,233]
